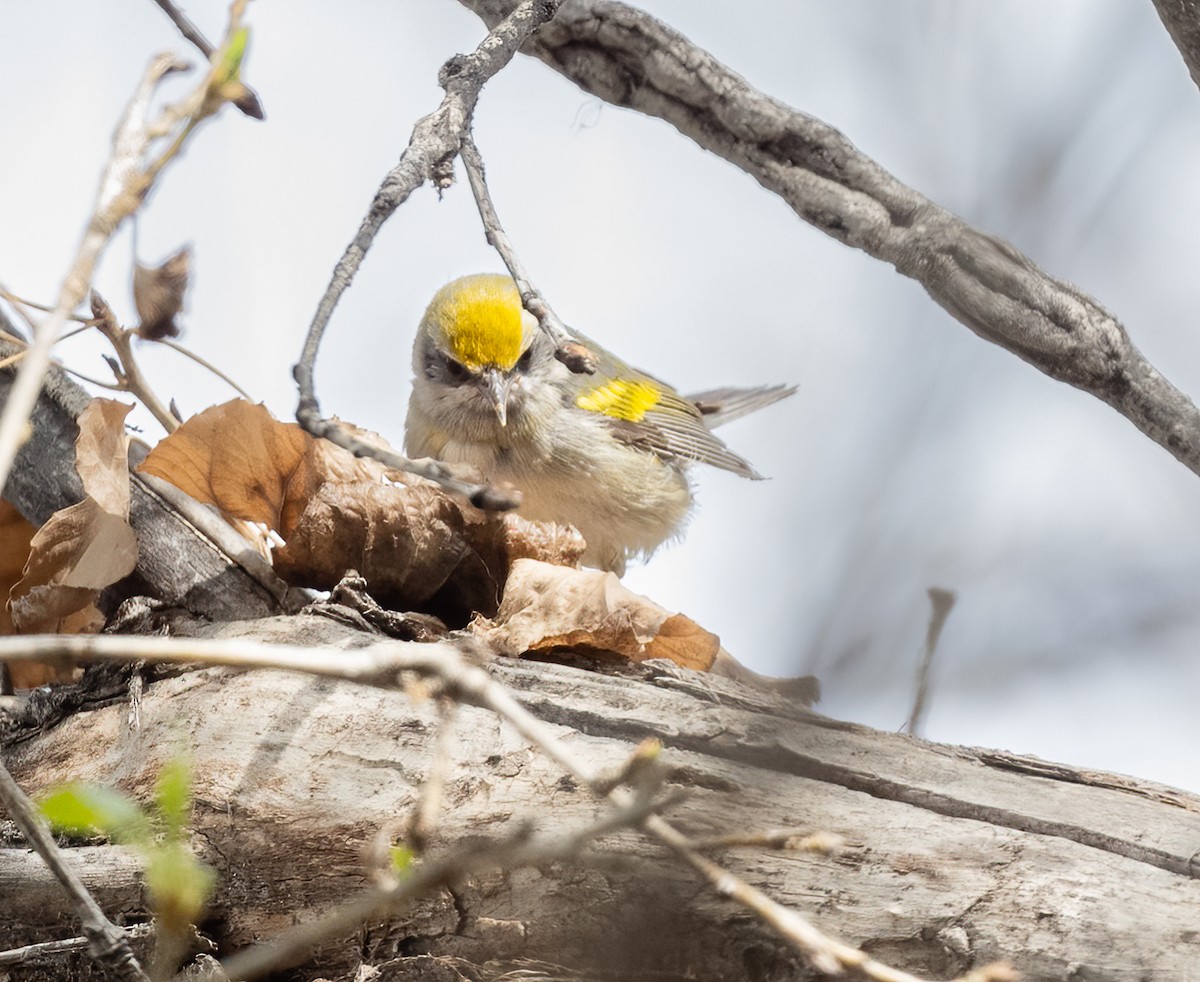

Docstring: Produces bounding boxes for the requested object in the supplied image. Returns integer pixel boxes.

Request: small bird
[405,274,794,575]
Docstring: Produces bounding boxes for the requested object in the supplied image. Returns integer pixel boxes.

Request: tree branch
[459,0,1200,484]
[149,0,265,119]
[1150,0,1200,96]
[293,0,568,512]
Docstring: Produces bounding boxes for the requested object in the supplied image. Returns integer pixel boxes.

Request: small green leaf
[154,755,192,839]
[39,784,150,844]
[389,844,415,875]
[143,842,217,932]
[216,27,250,85]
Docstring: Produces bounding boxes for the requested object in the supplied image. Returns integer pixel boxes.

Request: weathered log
[2,612,1198,981]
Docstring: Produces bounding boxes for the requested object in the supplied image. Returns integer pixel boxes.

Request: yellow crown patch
[576,379,662,422]
[431,275,524,371]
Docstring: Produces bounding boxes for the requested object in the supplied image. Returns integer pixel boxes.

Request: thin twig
[156,338,254,400]
[0,924,155,968]
[292,0,566,512]
[0,759,151,982]
[0,288,93,322]
[459,132,596,374]
[149,0,265,119]
[907,587,957,737]
[91,292,179,433]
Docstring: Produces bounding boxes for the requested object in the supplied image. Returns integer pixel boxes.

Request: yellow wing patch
[430,275,524,371]
[576,379,662,422]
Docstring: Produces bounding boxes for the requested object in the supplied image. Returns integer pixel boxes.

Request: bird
[405,274,794,575]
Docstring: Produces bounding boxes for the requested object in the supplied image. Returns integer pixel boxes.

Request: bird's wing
[562,336,764,478]
[687,383,797,430]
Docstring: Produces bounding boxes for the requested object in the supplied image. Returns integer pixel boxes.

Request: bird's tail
[688,383,797,430]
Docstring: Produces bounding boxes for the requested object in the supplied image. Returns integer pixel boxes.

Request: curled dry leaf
[471,559,720,672]
[8,399,138,642]
[0,500,35,637]
[138,400,583,623]
[134,245,190,340]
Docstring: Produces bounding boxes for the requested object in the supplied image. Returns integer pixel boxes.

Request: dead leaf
[8,400,138,636]
[0,500,35,637]
[471,559,719,672]
[75,399,134,515]
[134,245,190,340]
[138,400,582,623]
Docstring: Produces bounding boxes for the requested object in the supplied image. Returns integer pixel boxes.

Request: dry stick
[149,0,265,120]
[0,53,186,498]
[156,338,254,401]
[0,760,151,982]
[0,636,1009,982]
[459,133,597,374]
[292,0,567,513]
[91,292,180,433]
[463,0,1200,485]
[0,924,156,968]
[1,285,254,401]
[907,587,958,737]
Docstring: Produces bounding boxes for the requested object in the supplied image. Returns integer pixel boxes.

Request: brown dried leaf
[76,399,134,515]
[139,400,328,536]
[0,501,36,637]
[489,514,586,569]
[277,479,482,604]
[8,399,138,637]
[0,502,80,686]
[138,400,584,623]
[9,499,138,633]
[134,245,190,340]
[471,559,719,671]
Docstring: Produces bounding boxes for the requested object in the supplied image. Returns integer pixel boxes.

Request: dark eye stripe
[424,347,471,385]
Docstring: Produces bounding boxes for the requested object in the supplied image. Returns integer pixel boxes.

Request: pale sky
[4,2,1200,791]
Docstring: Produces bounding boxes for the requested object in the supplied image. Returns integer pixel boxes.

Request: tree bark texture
[2,614,1198,981]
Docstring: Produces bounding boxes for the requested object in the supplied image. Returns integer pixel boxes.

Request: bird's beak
[480,367,513,428]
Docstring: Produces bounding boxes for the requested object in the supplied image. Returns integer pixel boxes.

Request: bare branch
[460,133,597,374]
[0,924,155,968]
[91,291,180,433]
[0,760,151,982]
[1150,0,1200,96]
[149,0,265,119]
[293,0,567,512]
[461,0,1200,486]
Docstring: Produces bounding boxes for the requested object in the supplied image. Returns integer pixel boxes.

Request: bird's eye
[443,357,469,382]
[516,347,534,372]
